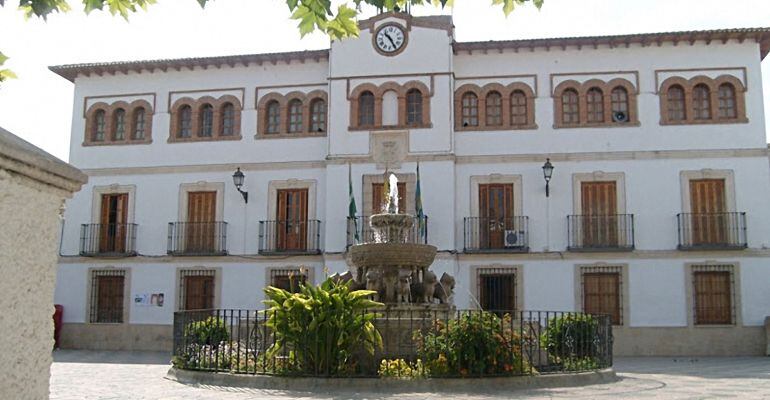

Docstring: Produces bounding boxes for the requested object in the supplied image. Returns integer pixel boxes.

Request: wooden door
[96,276,124,323]
[479,184,513,249]
[372,182,406,214]
[581,181,618,247]
[99,193,128,253]
[583,273,621,325]
[186,191,217,253]
[277,189,308,251]
[690,179,727,245]
[184,275,215,310]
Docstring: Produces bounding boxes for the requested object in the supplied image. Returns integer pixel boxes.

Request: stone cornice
[0,127,87,194]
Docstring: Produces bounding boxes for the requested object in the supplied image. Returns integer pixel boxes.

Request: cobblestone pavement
[50,350,770,399]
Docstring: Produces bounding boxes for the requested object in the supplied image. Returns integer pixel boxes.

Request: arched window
[718,83,737,119]
[358,91,375,127]
[561,88,579,125]
[406,89,423,126]
[288,99,303,133]
[178,105,192,138]
[610,87,629,119]
[510,90,527,126]
[266,100,280,134]
[92,109,106,141]
[692,84,711,120]
[221,102,235,136]
[461,92,478,127]
[485,91,502,126]
[667,85,686,122]
[586,87,604,123]
[199,104,214,137]
[310,98,326,132]
[132,107,146,140]
[113,108,126,140]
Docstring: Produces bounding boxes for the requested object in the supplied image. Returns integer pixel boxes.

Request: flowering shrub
[378,358,425,378]
[414,312,533,377]
[183,316,230,347]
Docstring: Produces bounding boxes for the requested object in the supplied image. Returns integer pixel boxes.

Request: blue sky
[0,0,769,161]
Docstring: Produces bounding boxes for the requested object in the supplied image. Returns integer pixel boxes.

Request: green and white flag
[415,162,426,239]
[348,163,359,242]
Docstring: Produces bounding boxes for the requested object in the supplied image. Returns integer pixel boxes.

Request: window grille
[221,103,235,136]
[199,104,214,137]
[93,109,106,141]
[270,268,308,294]
[113,108,126,140]
[586,88,604,123]
[178,105,192,138]
[692,84,712,120]
[692,264,735,325]
[90,269,126,323]
[358,92,375,127]
[132,108,145,139]
[476,267,517,312]
[179,269,216,311]
[266,101,280,133]
[485,91,502,126]
[610,87,629,115]
[581,265,623,325]
[310,99,326,132]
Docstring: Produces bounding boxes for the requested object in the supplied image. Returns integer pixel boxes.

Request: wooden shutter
[277,189,308,250]
[581,181,618,247]
[693,271,732,325]
[371,182,406,214]
[96,276,124,323]
[689,179,727,244]
[99,193,128,253]
[186,191,216,252]
[479,184,514,249]
[583,273,621,325]
[185,275,215,310]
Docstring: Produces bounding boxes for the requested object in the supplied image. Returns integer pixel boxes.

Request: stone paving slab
[49,350,770,399]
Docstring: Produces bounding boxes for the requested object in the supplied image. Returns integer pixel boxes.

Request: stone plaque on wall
[371,130,408,170]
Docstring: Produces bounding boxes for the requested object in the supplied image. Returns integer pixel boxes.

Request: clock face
[375,25,406,54]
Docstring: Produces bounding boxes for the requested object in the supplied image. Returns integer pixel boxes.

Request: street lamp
[542,158,554,197]
[232,167,248,203]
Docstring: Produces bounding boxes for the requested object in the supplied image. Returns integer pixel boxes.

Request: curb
[166,367,619,393]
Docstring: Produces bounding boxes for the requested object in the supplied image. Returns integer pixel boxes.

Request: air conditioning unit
[612,111,629,123]
[504,230,525,248]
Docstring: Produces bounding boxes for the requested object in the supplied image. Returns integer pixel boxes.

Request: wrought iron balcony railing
[258,219,322,255]
[567,214,635,251]
[80,223,138,257]
[167,221,228,256]
[677,212,747,250]
[346,215,428,247]
[463,216,529,253]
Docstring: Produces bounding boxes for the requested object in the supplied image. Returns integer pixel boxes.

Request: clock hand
[383,32,397,48]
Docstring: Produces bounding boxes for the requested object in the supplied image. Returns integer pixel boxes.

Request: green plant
[184,316,230,347]
[414,312,532,377]
[263,277,383,376]
[541,314,599,367]
[378,358,425,379]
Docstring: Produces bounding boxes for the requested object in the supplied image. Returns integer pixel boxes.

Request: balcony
[677,212,747,250]
[567,214,635,252]
[167,221,228,256]
[80,223,137,257]
[463,216,529,253]
[258,220,322,255]
[346,215,428,247]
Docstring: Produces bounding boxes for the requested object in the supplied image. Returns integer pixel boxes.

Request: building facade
[52,13,770,355]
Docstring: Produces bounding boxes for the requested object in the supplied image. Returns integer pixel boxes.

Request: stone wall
[0,128,86,399]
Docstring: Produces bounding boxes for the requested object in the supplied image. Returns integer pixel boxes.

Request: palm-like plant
[263,277,383,375]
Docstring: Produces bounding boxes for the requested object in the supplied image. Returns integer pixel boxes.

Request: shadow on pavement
[53,349,171,365]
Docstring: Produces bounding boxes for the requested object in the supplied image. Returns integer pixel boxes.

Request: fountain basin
[348,242,437,270]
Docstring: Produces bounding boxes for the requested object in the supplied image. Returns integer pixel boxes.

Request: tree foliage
[2,0,543,38]
[0,52,17,83]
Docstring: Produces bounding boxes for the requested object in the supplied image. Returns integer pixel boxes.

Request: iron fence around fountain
[172,308,612,378]
[346,215,429,248]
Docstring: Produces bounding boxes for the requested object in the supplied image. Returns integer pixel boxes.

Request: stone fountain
[345,173,455,308]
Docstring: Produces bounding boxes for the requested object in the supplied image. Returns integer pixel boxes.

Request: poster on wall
[133,293,164,307]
